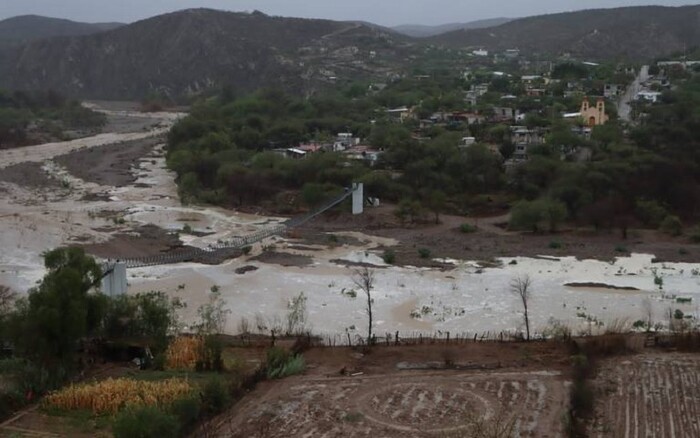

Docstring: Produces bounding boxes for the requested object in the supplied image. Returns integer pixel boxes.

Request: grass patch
[342,412,364,422]
[459,223,477,233]
[265,347,305,379]
[42,407,113,433]
[382,249,396,264]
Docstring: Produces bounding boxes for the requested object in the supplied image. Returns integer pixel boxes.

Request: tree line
[0,89,106,147]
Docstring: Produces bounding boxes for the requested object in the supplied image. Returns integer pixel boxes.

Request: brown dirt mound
[0,162,60,189]
[54,136,162,187]
[82,224,181,259]
[251,251,313,267]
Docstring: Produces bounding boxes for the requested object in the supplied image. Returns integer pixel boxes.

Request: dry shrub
[165,336,204,371]
[665,330,700,351]
[604,318,632,334]
[576,334,631,357]
[285,229,302,239]
[439,408,516,437]
[44,378,192,414]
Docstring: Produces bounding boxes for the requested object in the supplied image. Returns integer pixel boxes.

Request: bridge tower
[352,183,364,215]
[101,262,127,296]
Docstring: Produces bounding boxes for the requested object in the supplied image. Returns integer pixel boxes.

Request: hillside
[429,5,700,61]
[0,15,123,42]
[0,6,697,100]
[0,9,411,100]
[392,18,512,38]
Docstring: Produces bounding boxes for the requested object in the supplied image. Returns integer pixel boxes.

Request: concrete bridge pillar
[352,183,364,215]
[101,262,127,296]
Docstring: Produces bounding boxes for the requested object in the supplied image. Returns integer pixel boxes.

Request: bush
[265,347,305,379]
[268,355,305,379]
[382,249,396,264]
[459,223,477,233]
[112,405,180,438]
[241,246,252,255]
[615,245,628,253]
[265,346,289,372]
[659,215,683,236]
[549,240,562,249]
[418,248,431,259]
[195,335,224,372]
[635,199,667,227]
[201,376,230,415]
[689,226,700,243]
[394,199,425,224]
[169,396,201,432]
[509,199,567,233]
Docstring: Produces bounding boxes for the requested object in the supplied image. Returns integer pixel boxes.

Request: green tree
[16,248,102,364]
[104,292,183,354]
[659,215,683,236]
[510,200,543,232]
[195,288,230,372]
[541,199,568,232]
[510,199,567,233]
[423,190,448,224]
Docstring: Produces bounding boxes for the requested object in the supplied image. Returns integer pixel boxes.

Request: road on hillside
[618,65,649,123]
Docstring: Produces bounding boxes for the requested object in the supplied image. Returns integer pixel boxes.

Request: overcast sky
[0,0,693,26]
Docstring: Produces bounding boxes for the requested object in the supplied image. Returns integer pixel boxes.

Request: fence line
[311,330,546,347]
[229,330,549,348]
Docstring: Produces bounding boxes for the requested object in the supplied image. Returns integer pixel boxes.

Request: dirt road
[618,65,649,123]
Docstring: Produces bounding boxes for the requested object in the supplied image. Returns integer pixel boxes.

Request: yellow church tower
[580,97,609,126]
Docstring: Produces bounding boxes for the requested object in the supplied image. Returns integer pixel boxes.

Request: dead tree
[352,267,376,346]
[0,286,15,315]
[510,276,533,341]
[643,297,654,332]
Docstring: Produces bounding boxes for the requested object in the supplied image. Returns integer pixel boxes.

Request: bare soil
[250,251,314,267]
[208,342,572,437]
[0,162,60,189]
[298,204,700,266]
[588,352,700,437]
[82,224,182,259]
[54,137,163,187]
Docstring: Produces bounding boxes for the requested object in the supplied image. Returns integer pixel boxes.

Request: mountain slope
[0,9,410,100]
[0,15,123,42]
[392,18,512,38]
[429,5,700,61]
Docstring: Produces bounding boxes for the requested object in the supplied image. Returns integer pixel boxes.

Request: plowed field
[214,370,568,437]
[589,353,700,437]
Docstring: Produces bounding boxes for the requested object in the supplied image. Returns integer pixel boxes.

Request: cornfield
[165,336,203,370]
[44,378,192,414]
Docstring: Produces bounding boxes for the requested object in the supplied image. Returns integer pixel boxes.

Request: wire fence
[312,330,543,348]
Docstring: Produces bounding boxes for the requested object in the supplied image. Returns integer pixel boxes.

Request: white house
[636,91,662,103]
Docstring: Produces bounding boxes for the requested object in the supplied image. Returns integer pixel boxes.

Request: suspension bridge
[101,184,364,294]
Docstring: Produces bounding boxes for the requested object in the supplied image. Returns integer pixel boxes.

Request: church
[579,97,609,126]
